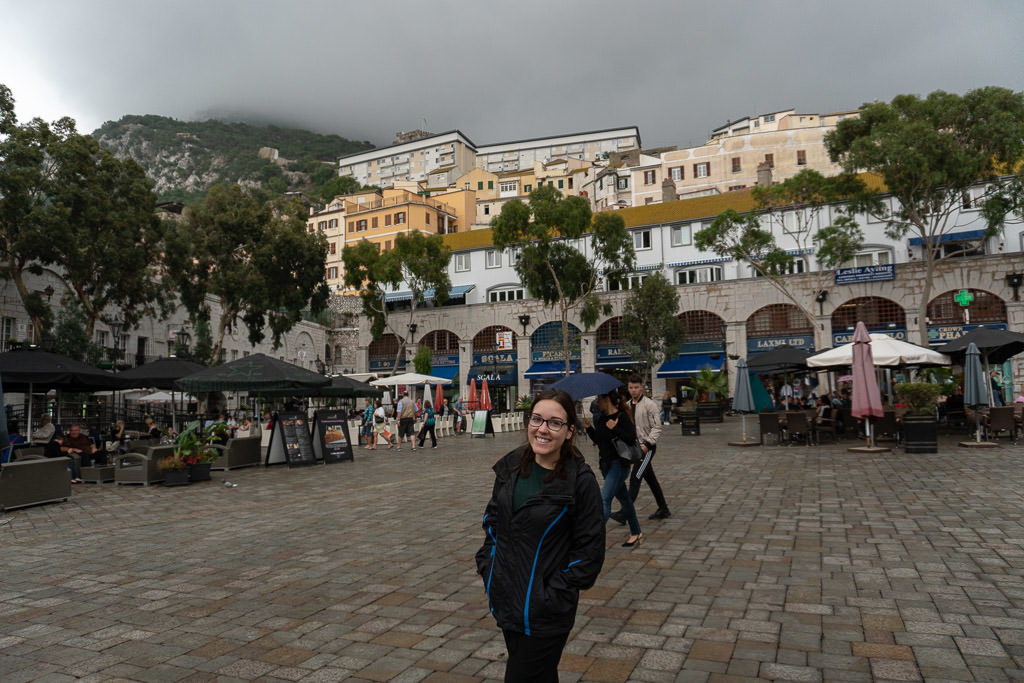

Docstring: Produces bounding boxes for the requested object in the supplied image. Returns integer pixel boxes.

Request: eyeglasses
[529,413,568,432]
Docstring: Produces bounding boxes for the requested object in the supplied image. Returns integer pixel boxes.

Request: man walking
[612,375,671,521]
[396,392,418,451]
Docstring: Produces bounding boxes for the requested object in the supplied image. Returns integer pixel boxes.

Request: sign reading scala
[834,264,895,285]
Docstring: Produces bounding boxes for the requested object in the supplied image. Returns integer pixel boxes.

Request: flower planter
[696,402,723,423]
[162,469,190,487]
[188,463,212,482]
[902,414,938,454]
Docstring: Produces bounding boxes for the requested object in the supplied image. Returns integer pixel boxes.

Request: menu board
[471,410,494,438]
[314,410,353,464]
[278,411,316,467]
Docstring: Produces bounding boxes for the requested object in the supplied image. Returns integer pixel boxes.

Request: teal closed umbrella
[963,342,989,443]
[731,358,756,445]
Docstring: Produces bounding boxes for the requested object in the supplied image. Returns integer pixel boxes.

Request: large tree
[491,184,635,376]
[619,272,684,388]
[342,231,452,373]
[695,169,864,348]
[826,87,1024,345]
[0,83,169,341]
[166,184,329,362]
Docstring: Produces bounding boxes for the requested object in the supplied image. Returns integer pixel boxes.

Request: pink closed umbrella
[850,321,884,449]
[480,378,493,411]
[467,379,478,411]
[434,383,444,413]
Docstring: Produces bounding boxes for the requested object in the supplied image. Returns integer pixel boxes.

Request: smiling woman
[476,388,605,682]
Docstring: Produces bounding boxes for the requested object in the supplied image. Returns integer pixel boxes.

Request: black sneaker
[608,510,627,525]
[648,508,671,520]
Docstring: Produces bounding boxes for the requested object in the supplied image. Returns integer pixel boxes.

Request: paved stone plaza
[3,419,1024,682]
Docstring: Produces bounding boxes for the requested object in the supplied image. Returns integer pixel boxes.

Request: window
[670,166,683,181]
[318,221,327,231]
[731,157,741,173]
[764,153,774,168]
[607,274,648,291]
[617,177,629,190]
[327,266,338,279]
[330,242,336,254]
[371,216,378,229]
[499,181,517,194]
[643,170,656,185]
[307,223,314,233]
[633,230,651,250]
[676,266,723,284]
[843,249,892,268]
[753,258,806,276]
[524,184,532,193]
[488,287,525,302]
[384,240,391,251]
[477,181,484,190]
[797,150,807,166]
[694,162,709,178]
[671,224,692,246]
[425,212,430,225]
[485,250,501,268]
[395,212,406,224]
[728,185,746,191]
[961,186,986,210]
[487,180,493,190]
[568,177,573,189]
[329,219,338,229]
[357,219,368,231]
[385,213,392,226]
[348,221,354,233]
[483,205,490,216]
[508,249,519,266]
[455,253,471,272]
[557,179,564,189]
[763,114,775,123]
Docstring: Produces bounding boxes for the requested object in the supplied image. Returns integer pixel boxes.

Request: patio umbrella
[730,358,757,445]
[850,322,885,450]
[466,379,478,412]
[935,327,1024,406]
[808,334,950,368]
[434,382,444,412]
[116,357,206,390]
[138,390,197,403]
[963,342,990,444]
[0,348,123,437]
[746,345,811,373]
[255,375,382,399]
[175,353,330,393]
[480,378,493,411]
[548,372,623,401]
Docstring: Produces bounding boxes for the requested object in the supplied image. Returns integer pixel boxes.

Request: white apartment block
[474,127,640,174]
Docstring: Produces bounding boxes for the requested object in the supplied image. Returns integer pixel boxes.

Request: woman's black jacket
[475,447,605,637]
[585,411,638,466]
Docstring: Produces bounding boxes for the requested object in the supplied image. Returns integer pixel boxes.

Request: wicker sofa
[115,444,174,486]
[0,456,72,511]
[208,436,262,470]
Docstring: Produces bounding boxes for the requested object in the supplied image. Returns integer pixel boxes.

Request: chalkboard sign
[314,410,354,464]
[471,410,494,438]
[279,411,316,467]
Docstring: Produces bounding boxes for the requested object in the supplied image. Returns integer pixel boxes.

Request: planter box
[902,414,938,454]
[679,411,700,436]
[189,463,212,481]
[162,469,190,487]
[696,402,723,424]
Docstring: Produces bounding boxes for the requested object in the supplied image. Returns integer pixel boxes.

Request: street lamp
[108,315,124,369]
[518,314,530,337]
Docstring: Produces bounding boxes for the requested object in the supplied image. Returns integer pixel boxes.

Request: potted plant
[691,367,728,423]
[174,420,229,481]
[157,454,190,487]
[894,382,943,454]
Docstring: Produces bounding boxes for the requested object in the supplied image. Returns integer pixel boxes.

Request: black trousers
[627,445,669,511]
[502,629,568,682]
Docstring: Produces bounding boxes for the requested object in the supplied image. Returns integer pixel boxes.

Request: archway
[830,296,907,345]
[368,333,404,375]
[525,321,581,389]
[469,325,518,410]
[418,329,460,382]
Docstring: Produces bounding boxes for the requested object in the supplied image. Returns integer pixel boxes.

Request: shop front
[469,325,520,411]
[524,321,582,393]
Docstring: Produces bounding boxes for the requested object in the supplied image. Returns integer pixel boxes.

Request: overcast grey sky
[3,0,1023,150]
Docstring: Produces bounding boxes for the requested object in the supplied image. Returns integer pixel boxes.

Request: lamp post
[517,314,530,337]
[108,315,124,370]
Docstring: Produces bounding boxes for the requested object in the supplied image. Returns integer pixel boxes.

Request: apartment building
[474,127,640,174]
[630,109,857,206]
[337,131,479,189]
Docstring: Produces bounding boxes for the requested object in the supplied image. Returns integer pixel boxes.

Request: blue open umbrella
[548,372,622,401]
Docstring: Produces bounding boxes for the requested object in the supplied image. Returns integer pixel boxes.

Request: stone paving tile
[5,425,1024,680]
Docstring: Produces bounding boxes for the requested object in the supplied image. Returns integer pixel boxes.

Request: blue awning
[385,284,475,303]
[667,257,730,268]
[428,366,459,381]
[524,361,581,378]
[908,229,987,246]
[656,353,724,378]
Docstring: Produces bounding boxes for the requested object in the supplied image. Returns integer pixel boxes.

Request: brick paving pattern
[3,419,1024,681]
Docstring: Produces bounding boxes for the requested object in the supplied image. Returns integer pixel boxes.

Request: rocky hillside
[92,115,374,204]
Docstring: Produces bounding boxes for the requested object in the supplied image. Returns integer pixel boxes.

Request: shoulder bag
[612,437,643,464]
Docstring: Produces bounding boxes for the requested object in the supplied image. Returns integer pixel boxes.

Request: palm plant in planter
[692,367,729,423]
[174,421,229,482]
[157,453,191,486]
[894,382,943,453]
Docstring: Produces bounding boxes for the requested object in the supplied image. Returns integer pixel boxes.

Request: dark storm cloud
[6,0,1024,149]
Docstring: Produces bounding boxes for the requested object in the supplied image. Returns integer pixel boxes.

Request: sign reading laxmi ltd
[834,264,895,285]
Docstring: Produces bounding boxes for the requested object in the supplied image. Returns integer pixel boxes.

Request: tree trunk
[7,260,44,344]
[918,237,935,347]
[560,305,571,377]
[212,304,234,364]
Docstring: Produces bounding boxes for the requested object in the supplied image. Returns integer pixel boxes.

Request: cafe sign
[927,322,1007,346]
[832,328,906,346]
[747,335,814,354]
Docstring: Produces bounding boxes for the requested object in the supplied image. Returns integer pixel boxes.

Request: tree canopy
[491,184,634,376]
[166,184,329,362]
[620,272,684,387]
[826,86,1024,344]
[342,231,452,373]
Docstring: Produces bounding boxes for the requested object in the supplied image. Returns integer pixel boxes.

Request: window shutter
[348,221,354,233]
[385,214,391,226]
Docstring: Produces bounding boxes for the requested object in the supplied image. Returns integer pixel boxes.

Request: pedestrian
[362,398,375,448]
[372,399,393,450]
[661,390,673,425]
[616,375,671,521]
[453,395,465,434]
[417,400,437,449]
[396,392,417,450]
[476,388,605,682]
[582,388,644,547]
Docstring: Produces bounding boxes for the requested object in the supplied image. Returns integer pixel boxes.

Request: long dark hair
[602,388,634,424]
[518,388,582,482]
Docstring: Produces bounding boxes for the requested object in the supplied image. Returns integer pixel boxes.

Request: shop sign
[747,335,814,354]
[927,322,1007,345]
[532,347,581,362]
[596,346,634,363]
[832,328,906,346]
[473,351,516,365]
[431,354,459,367]
[834,264,895,285]
[369,357,406,371]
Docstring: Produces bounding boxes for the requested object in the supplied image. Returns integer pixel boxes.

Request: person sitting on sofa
[43,434,80,482]
[60,424,97,483]
[31,415,55,444]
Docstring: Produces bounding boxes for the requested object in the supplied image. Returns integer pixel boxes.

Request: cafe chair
[758,412,783,446]
[986,406,1019,444]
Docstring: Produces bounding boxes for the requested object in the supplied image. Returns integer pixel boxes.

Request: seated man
[31,415,55,444]
[60,423,97,483]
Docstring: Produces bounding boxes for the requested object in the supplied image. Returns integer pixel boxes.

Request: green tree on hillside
[491,184,635,377]
[825,87,1024,345]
